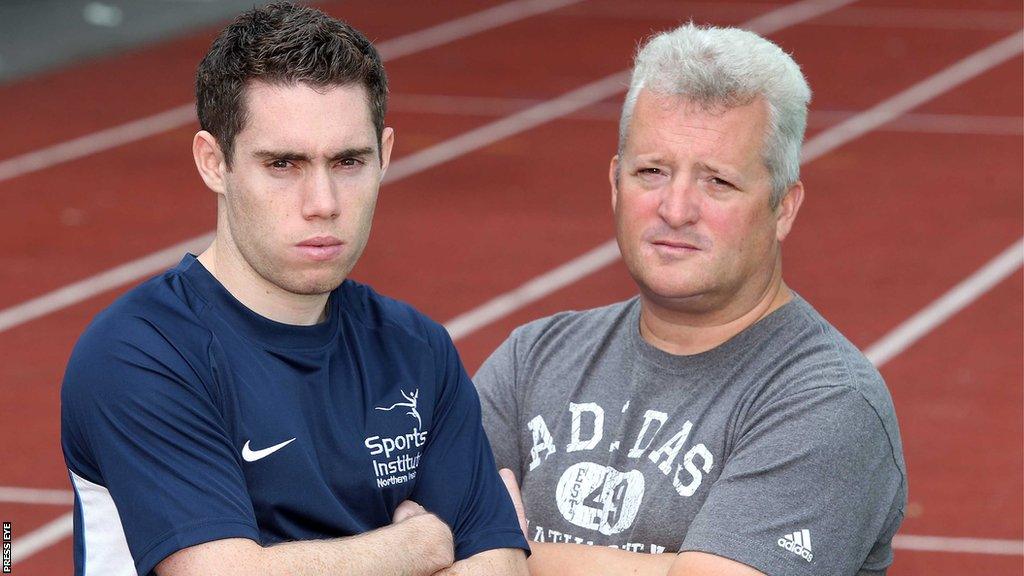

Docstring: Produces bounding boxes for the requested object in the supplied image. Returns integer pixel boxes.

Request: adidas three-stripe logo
[777,529,814,562]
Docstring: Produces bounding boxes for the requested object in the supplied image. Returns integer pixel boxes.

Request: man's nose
[657,177,700,228]
[301,167,339,220]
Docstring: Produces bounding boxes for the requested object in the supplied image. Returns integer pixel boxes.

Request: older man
[61,3,528,575]
[476,23,906,576]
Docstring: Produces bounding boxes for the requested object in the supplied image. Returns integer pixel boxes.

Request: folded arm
[526,543,761,576]
[157,510,455,576]
[499,470,761,576]
[434,548,528,576]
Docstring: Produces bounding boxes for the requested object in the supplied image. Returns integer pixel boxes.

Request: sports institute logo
[777,529,813,562]
[365,388,426,488]
[375,388,422,428]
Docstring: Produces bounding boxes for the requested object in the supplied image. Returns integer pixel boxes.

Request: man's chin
[278,270,349,296]
[636,280,715,309]
[633,270,708,300]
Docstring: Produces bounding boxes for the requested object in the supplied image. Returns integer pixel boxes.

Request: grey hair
[618,23,811,207]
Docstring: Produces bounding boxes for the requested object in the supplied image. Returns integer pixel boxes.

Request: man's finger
[392,499,427,524]
[499,468,529,538]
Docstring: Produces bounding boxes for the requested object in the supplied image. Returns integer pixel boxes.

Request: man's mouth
[296,236,344,260]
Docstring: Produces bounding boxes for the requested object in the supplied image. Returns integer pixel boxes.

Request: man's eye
[637,167,663,175]
[269,160,292,169]
[710,177,734,188]
[337,158,363,167]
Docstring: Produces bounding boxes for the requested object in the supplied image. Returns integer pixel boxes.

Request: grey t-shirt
[475,295,906,576]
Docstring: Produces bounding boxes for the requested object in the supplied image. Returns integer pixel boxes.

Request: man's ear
[609,155,621,214]
[775,180,804,242]
[378,126,395,181]
[193,131,228,194]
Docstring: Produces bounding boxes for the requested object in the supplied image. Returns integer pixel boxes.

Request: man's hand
[498,468,529,539]
[393,499,431,524]
[392,496,527,576]
[393,500,455,569]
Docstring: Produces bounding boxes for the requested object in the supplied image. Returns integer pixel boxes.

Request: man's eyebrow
[251,147,377,162]
[328,147,376,162]
[253,150,310,162]
[630,154,670,165]
[696,161,741,180]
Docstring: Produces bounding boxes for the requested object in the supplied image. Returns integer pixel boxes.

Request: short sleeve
[61,315,258,575]
[409,324,530,560]
[680,386,905,576]
[473,329,525,479]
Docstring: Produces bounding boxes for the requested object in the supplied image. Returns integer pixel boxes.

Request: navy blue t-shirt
[61,254,528,575]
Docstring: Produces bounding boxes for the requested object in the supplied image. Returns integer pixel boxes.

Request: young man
[61,4,528,575]
[476,23,907,576]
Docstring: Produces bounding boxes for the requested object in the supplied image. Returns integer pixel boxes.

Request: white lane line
[384,71,629,183]
[0,486,74,505]
[865,238,1024,367]
[0,0,585,186]
[812,6,1023,31]
[446,240,621,340]
[11,512,74,566]
[809,111,1024,136]
[372,0,585,61]
[894,535,1024,556]
[0,0,856,336]
[0,234,214,333]
[579,2,1022,31]
[801,29,1024,161]
[0,104,196,184]
[740,0,856,35]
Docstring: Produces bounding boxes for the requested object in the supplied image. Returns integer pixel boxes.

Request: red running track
[0,0,1021,573]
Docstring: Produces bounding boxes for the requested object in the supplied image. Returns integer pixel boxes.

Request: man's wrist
[395,512,455,573]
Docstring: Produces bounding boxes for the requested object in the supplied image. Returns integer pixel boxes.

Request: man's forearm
[157,513,453,576]
[526,543,766,576]
[526,541,676,576]
[432,547,529,576]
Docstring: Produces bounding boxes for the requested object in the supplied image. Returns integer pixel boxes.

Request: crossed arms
[157,500,527,576]
[496,470,762,576]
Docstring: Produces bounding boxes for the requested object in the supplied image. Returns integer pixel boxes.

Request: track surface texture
[0,1,1021,574]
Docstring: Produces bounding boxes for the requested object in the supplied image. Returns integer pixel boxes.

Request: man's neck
[197,241,330,326]
[638,271,791,356]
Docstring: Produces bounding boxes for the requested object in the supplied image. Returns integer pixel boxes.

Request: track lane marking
[0,0,586,185]
[0,487,74,505]
[10,512,73,566]
[865,238,1024,366]
[801,29,1024,161]
[893,535,1024,556]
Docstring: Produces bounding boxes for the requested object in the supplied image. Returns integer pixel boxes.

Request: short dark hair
[195,2,388,165]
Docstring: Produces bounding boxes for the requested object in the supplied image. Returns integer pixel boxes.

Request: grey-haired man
[476,23,906,576]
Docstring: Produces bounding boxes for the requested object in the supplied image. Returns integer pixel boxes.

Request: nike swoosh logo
[242,438,296,462]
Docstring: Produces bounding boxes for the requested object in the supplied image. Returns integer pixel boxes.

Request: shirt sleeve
[680,385,906,576]
[61,313,259,575]
[472,329,525,479]
[409,324,530,560]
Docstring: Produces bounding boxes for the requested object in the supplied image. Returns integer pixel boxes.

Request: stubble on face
[220,81,385,299]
